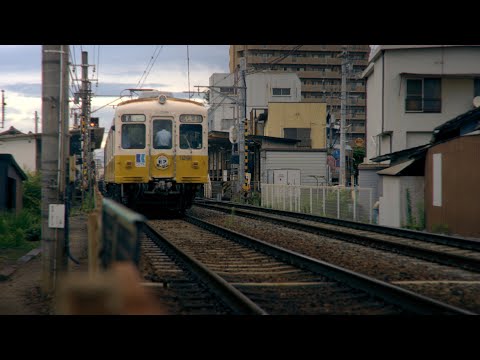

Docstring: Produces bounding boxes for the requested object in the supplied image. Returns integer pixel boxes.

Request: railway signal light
[90,117,99,128]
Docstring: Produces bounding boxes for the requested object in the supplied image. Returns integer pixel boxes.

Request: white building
[208,71,301,132]
[0,127,40,173]
[360,45,480,227]
[362,45,480,163]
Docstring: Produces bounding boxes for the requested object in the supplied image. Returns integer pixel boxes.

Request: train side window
[122,124,145,149]
[153,119,172,149]
[180,124,202,149]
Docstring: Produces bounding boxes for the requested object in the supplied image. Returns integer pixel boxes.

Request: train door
[150,118,175,179]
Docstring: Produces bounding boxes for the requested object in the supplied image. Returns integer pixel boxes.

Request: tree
[352,146,366,179]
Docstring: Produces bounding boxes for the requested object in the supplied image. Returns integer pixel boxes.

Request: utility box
[267,169,300,185]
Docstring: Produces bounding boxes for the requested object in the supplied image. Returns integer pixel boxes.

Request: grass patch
[0,210,41,248]
[0,172,42,262]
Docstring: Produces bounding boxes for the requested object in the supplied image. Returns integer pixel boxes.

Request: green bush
[23,171,41,216]
[0,210,39,248]
[0,172,42,249]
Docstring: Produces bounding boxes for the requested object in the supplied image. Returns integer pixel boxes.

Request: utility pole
[1,90,5,128]
[80,51,91,202]
[34,111,39,134]
[237,58,246,195]
[41,45,69,294]
[339,47,347,187]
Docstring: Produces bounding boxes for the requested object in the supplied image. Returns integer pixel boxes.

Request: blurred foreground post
[57,262,168,315]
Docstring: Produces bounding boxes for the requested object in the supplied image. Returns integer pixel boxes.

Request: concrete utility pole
[81,51,91,200]
[237,58,246,194]
[34,111,39,134]
[339,47,347,187]
[1,90,5,128]
[41,45,69,294]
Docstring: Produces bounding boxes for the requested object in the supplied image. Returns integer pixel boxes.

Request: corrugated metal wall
[358,168,382,202]
[425,134,480,238]
[261,150,327,186]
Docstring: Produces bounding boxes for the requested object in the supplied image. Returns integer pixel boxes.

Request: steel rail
[194,201,480,273]
[185,214,476,315]
[143,222,268,315]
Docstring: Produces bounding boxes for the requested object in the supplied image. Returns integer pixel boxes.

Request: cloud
[1,91,41,133]
[0,45,229,135]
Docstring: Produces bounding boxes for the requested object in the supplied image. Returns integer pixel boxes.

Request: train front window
[179,124,202,149]
[153,119,172,149]
[122,124,145,149]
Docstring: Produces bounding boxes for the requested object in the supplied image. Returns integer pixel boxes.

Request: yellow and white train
[104,92,208,213]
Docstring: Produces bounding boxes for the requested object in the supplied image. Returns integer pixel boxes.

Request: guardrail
[99,198,146,269]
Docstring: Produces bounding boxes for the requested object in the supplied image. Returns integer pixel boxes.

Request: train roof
[117,96,204,108]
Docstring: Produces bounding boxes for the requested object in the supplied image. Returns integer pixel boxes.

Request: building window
[284,128,311,148]
[272,88,291,96]
[475,78,480,97]
[405,78,441,113]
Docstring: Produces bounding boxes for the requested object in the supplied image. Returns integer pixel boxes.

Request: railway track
[142,216,474,315]
[194,200,480,273]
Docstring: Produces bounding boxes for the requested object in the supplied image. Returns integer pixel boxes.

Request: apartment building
[229,45,370,147]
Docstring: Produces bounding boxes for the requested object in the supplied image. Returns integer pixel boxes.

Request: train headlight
[166,182,173,189]
[158,94,167,104]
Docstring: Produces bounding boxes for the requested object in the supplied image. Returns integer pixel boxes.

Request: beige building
[229,45,370,147]
[264,102,327,149]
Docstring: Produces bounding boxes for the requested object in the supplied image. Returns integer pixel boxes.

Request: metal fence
[100,198,146,269]
[261,183,373,224]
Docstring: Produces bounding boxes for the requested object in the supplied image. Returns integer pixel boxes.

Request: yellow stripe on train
[107,154,208,184]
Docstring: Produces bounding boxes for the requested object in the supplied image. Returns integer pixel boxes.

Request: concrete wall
[379,175,424,228]
[246,72,301,115]
[208,72,301,132]
[208,73,236,132]
[0,136,37,172]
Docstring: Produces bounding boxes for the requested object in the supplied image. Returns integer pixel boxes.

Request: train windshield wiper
[182,134,193,153]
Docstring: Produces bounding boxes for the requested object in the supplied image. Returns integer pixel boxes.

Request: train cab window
[122,124,145,149]
[180,124,202,150]
[153,119,172,149]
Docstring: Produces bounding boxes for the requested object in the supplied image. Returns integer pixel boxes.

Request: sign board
[229,126,238,144]
[355,138,365,147]
[48,204,65,228]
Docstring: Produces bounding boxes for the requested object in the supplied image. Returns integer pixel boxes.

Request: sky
[0,45,230,136]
